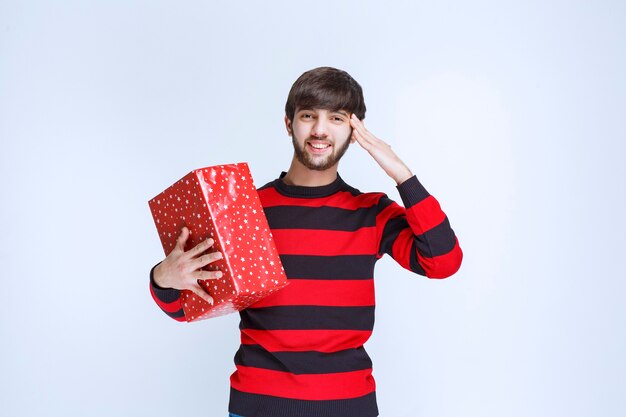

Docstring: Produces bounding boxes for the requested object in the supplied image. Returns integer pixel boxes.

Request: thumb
[176,226,190,251]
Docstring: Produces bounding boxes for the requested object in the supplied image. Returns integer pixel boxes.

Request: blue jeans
[229,414,244,417]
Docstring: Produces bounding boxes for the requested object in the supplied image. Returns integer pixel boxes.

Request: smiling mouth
[310,143,330,149]
[307,141,332,152]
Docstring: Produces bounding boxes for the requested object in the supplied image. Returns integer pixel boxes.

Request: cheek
[338,126,353,141]
[294,125,311,140]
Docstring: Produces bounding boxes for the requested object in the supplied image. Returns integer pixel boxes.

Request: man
[150,67,463,417]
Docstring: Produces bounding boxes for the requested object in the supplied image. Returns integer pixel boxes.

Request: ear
[284,115,292,136]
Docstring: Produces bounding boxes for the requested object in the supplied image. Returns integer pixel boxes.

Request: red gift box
[148,162,288,321]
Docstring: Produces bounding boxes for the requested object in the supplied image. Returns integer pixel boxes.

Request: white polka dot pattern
[148,163,289,321]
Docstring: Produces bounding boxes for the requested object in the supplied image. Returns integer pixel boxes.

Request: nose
[311,118,328,138]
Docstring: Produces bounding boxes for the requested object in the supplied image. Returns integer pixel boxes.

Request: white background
[1,1,625,416]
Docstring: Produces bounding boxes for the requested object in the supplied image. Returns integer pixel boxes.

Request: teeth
[310,143,330,149]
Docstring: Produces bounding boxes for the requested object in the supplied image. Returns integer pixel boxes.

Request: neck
[282,157,339,186]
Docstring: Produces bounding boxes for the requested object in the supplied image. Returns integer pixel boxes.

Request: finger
[190,282,214,305]
[175,227,190,251]
[191,250,223,270]
[352,128,372,150]
[351,115,386,145]
[352,124,389,151]
[350,119,377,146]
[188,237,215,258]
[349,115,364,133]
[196,269,223,280]
[350,114,370,135]
[357,125,380,145]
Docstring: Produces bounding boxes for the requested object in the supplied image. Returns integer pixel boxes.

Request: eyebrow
[296,108,350,117]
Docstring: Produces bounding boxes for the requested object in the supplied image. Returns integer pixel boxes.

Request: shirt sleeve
[375,175,463,278]
[149,263,187,321]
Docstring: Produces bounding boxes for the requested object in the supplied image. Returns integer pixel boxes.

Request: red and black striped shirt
[150,173,462,417]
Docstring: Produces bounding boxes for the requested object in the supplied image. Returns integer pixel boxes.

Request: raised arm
[350,114,462,278]
[376,177,462,278]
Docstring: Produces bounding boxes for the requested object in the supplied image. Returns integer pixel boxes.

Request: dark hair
[285,67,366,122]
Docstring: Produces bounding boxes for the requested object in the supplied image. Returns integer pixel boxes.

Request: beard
[291,132,352,171]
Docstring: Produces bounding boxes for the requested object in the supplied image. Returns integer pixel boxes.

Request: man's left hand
[350,114,413,184]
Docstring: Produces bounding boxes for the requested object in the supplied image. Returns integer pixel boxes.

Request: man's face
[286,108,354,171]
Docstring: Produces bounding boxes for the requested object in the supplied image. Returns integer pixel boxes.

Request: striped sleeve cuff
[396,175,430,208]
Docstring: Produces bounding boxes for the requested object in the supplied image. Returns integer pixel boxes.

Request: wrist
[152,263,168,289]
[392,167,413,185]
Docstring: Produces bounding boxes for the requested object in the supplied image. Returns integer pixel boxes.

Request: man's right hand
[153,226,223,305]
